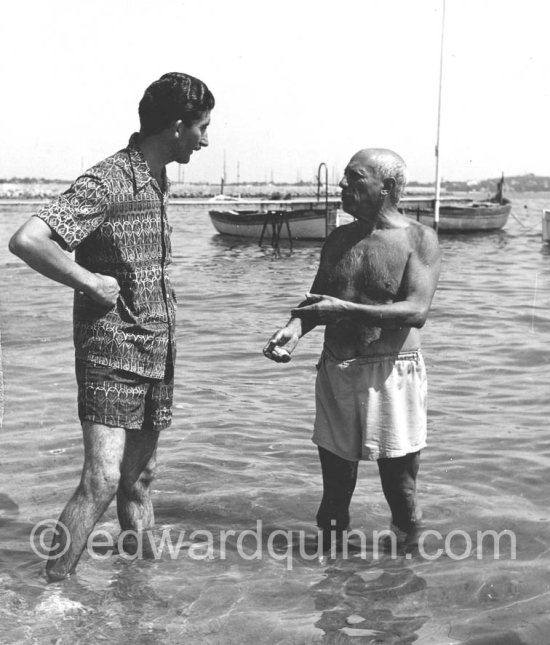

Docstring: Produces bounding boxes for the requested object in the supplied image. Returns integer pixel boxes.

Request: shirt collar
[126,133,168,195]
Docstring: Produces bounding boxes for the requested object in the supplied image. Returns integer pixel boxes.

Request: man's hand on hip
[87,274,120,307]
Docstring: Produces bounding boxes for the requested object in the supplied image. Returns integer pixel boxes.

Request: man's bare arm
[291,226,440,328]
[263,252,330,362]
[9,217,120,307]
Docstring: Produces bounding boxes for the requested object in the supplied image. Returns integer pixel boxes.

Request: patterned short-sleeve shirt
[36,134,176,379]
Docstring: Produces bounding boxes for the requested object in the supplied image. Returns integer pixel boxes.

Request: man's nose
[200,132,209,148]
[339,176,347,189]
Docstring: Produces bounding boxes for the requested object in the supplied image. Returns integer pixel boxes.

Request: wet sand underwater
[1,196,550,644]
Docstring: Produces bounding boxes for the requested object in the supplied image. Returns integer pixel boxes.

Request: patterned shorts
[76,360,174,431]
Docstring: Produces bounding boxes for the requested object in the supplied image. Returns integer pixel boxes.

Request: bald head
[351,148,408,205]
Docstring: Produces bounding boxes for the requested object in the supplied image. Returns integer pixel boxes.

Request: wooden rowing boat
[208,199,343,241]
[209,194,511,240]
[400,199,512,232]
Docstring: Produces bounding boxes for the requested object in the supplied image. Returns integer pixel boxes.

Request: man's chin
[341,202,355,216]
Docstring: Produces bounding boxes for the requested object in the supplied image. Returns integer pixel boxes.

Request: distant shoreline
[0,190,547,204]
[0,177,548,201]
[2,173,549,197]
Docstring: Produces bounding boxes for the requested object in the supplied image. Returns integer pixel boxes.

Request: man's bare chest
[324,237,410,300]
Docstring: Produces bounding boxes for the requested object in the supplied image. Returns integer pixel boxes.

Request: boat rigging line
[433,0,446,232]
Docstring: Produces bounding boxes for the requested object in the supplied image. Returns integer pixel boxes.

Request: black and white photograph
[0,1,549,643]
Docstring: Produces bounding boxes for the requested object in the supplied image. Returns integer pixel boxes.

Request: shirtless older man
[264,148,440,550]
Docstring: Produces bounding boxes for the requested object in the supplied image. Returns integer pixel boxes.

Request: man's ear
[382,178,396,195]
[171,120,184,138]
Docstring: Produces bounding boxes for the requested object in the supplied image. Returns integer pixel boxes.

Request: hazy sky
[1,0,548,185]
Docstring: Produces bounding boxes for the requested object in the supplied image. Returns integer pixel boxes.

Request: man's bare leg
[46,422,126,581]
[116,428,159,556]
[316,447,358,551]
[377,451,421,543]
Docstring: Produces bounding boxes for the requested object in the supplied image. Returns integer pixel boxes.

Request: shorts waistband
[321,345,422,365]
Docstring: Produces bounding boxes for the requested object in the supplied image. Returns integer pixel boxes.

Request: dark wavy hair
[138,72,215,135]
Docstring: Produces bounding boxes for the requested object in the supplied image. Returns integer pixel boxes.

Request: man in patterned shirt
[9,72,214,580]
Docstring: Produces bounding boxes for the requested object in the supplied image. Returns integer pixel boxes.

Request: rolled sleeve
[35,174,109,251]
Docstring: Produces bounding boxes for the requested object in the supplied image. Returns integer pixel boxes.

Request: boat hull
[209,200,511,239]
[209,206,341,240]
[402,202,511,232]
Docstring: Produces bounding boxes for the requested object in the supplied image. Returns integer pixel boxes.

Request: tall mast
[434,0,447,232]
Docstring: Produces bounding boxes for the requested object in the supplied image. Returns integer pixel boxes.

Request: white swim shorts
[313,348,428,461]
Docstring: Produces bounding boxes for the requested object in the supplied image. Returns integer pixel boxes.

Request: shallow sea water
[0,194,550,644]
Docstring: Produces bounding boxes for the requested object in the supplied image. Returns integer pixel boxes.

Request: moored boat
[208,199,343,241]
[209,195,512,240]
[401,198,512,232]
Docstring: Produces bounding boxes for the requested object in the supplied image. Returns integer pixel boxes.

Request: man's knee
[135,462,156,489]
[79,465,120,500]
[80,421,126,499]
[119,461,156,495]
[378,452,420,484]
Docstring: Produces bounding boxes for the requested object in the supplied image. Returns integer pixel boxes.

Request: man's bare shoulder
[329,220,359,239]
[404,219,440,260]
[321,221,358,250]
[404,218,438,239]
